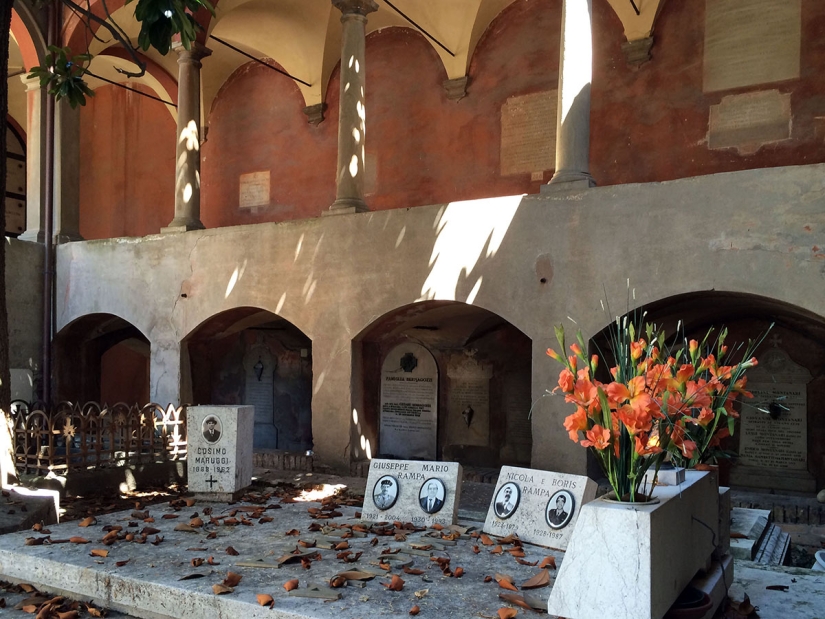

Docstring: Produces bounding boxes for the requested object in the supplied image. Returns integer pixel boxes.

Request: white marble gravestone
[446,354,492,447]
[379,343,438,460]
[187,405,254,501]
[483,466,596,550]
[360,459,462,527]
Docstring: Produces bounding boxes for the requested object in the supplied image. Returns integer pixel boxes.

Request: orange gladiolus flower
[618,405,653,435]
[570,343,583,356]
[555,368,575,394]
[630,339,646,360]
[668,423,697,459]
[683,379,712,410]
[709,426,731,448]
[563,406,588,442]
[634,432,662,456]
[546,348,562,362]
[565,378,600,414]
[580,425,611,450]
[692,407,714,427]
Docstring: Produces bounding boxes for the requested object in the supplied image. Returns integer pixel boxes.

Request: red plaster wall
[200,61,338,225]
[79,84,175,239]
[590,0,825,185]
[201,0,561,225]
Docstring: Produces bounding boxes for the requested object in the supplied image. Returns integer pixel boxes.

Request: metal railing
[10,401,187,476]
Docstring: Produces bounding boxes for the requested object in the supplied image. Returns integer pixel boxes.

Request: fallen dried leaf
[515,558,538,567]
[69,537,89,544]
[162,514,179,520]
[481,534,494,546]
[403,566,425,575]
[174,524,197,533]
[766,585,789,592]
[454,567,464,578]
[212,584,233,595]
[89,549,109,558]
[484,575,493,583]
[78,517,96,528]
[497,608,518,619]
[223,572,243,587]
[191,558,204,568]
[472,545,480,554]
[256,593,274,607]
[521,569,550,590]
[283,579,299,592]
[226,546,240,556]
[207,556,220,565]
[498,593,533,611]
[538,556,556,570]
[409,605,420,615]
[382,575,405,591]
[116,559,130,567]
[491,545,503,555]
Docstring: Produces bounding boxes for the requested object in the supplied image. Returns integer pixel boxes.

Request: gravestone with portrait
[730,342,815,492]
[187,405,255,501]
[483,466,597,550]
[360,459,463,527]
[379,343,439,460]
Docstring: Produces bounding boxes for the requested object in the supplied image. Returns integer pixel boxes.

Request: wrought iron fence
[10,401,187,476]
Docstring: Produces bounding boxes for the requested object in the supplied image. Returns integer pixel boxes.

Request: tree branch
[58,0,146,78]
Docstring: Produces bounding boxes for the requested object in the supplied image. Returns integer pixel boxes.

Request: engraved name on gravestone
[187,405,254,499]
[239,171,270,209]
[379,343,438,460]
[361,459,463,527]
[500,90,557,176]
[708,90,791,155]
[483,466,596,550]
[738,346,810,470]
[446,355,492,447]
[703,0,801,93]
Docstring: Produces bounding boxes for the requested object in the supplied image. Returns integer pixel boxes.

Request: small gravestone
[187,405,254,501]
[483,466,596,550]
[360,459,462,527]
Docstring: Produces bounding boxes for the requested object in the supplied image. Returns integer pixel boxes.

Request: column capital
[332,0,378,17]
[174,41,212,67]
[20,73,41,91]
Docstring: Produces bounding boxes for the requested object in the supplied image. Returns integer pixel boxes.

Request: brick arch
[11,7,44,70]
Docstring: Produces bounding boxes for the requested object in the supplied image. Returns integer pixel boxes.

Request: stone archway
[591,291,825,493]
[182,307,313,452]
[353,300,532,470]
[53,313,150,404]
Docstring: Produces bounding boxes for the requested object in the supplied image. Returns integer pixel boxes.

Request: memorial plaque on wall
[361,459,462,526]
[708,91,791,155]
[483,466,596,550]
[380,343,438,460]
[446,355,492,447]
[738,347,810,470]
[239,171,270,208]
[500,90,557,176]
[243,337,275,425]
[703,0,801,93]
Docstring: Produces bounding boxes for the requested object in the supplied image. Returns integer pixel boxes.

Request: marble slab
[500,90,557,176]
[187,405,254,501]
[360,459,462,527]
[483,466,596,550]
[708,90,791,156]
[547,471,718,619]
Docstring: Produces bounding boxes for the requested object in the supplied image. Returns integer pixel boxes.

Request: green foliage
[27,46,94,108]
[129,0,215,55]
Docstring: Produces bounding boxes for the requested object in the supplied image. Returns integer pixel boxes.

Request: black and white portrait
[545,490,574,529]
[418,478,446,514]
[202,416,222,444]
[493,482,520,519]
[372,475,399,511]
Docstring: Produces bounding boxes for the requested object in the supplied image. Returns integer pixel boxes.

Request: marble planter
[547,471,718,619]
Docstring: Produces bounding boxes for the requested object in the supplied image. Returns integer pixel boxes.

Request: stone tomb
[483,466,596,550]
[360,459,462,527]
[187,405,254,500]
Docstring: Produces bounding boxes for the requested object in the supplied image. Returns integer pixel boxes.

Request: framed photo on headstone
[372,475,400,511]
[418,478,446,514]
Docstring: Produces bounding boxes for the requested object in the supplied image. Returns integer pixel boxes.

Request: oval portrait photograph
[372,475,399,511]
[418,478,446,514]
[545,489,575,529]
[493,482,520,519]
[202,416,222,444]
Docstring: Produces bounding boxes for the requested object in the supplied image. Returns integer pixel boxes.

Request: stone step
[753,523,791,566]
[730,507,772,560]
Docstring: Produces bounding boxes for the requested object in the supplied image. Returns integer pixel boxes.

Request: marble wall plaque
[243,337,275,425]
[187,405,254,499]
[703,0,801,93]
[483,466,596,550]
[738,346,810,471]
[446,355,492,447]
[708,90,791,155]
[361,459,463,527]
[500,90,557,176]
[380,343,438,460]
[239,171,270,208]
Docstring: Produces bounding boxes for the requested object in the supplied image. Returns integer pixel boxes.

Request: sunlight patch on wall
[418,195,523,302]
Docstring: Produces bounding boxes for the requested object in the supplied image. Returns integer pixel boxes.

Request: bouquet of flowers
[546,315,767,502]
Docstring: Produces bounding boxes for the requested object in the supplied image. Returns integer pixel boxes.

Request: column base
[161,218,205,233]
[325,198,370,215]
[542,170,596,193]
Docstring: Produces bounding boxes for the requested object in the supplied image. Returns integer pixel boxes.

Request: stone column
[18,75,47,243]
[53,99,82,243]
[163,42,211,233]
[546,0,596,190]
[328,0,378,214]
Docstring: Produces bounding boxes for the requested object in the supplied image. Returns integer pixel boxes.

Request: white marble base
[547,471,718,619]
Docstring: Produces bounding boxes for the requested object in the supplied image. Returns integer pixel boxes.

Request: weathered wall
[6,239,43,381]
[78,84,175,240]
[55,163,825,474]
[590,0,825,185]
